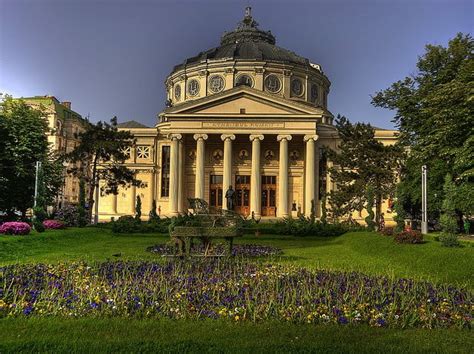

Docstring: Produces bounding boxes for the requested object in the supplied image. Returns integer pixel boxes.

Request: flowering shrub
[0,260,471,329]
[147,243,283,257]
[42,220,66,230]
[394,230,423,244]
[380,227,395,236]
[0,221,31,235]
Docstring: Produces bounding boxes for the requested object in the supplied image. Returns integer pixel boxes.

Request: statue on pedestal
[225,186,235,210]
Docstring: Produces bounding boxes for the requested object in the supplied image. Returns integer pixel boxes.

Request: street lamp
[421,165,428,234]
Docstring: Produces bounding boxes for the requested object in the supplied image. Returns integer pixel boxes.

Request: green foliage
[440,174,458,234]
[394,230,423,244]
[274,217,359,237]
[135,196,142,220]
[320,196,327,224]
[65,117,144,222]
[393,198,406,233]
[364,186,376,231]
[77,178,87,227]
[149,199,159,221]
[327,115,401,224]
[372,33,473,220]
[111,215,170,234]
[0,97,64,218]
[439,232,461,248]
[32,220,45,233]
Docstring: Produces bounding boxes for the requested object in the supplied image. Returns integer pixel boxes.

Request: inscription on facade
[202,122,284,129]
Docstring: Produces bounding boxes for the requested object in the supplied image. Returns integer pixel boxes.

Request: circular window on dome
[208,75,225,93]
[187,79,200,96]
[235,74,253,88]
[310,84,318,103]
[174,84,181,100]
[264,74,281,93]
[291,78,304,97]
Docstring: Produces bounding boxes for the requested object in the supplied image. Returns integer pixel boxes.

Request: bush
[394,230,423,244]
[274,217,350,237]
[380,227,395,236]
[111,215,171,234]
[111,215,140,233]
[0,221,31,235]
[439,232,461,248]
[55,205,83,227]
[33,220,45,233]
[42,220,66,230]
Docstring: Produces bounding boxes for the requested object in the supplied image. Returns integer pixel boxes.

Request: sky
[0,0,472,129]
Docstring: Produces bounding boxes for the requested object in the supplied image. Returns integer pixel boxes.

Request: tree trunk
[87,156,98,224]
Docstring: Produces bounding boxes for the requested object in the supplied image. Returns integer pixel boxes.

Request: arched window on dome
[235,74,253,88]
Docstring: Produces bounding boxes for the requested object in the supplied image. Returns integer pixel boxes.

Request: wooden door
[235,175,250,216]
[209,175,223,209]
[261,175,276,216]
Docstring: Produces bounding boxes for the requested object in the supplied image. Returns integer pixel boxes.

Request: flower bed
[147,243,283,257]
[0,261,471,329]
[42,220,66,230]
[0,221,31,235]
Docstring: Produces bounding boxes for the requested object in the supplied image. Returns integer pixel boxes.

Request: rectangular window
[161,146,171,197]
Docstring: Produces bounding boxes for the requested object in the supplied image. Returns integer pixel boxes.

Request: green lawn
[1,227,472,353]
[1,227,472,287]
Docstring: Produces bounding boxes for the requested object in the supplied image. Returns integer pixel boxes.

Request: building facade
[21,96,87,205]
[98,8,397,223]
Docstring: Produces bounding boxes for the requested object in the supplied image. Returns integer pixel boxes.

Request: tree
[65,117,143,223]
[135,195,142,220]
[439,174,461,247]
[364,186,376,231]
[327,115,402,226]
[149,199,159,221]
[77,178,87,227]
[372,33,473,221]
[0,97,64,219]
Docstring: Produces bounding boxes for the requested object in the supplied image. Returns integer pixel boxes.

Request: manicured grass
[1,227,472,353]
[0,318,472,353]
[1,227,472,288]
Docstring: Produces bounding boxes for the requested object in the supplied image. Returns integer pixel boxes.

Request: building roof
[117,120,149,128]
[172,7,312,73]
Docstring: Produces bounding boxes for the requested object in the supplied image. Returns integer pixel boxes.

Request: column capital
[193,133,208,141]
[249,134,264,142]
[168,133,183,141]
[304,134,319,142]
[277,134,292,142]
[221,134,236,142]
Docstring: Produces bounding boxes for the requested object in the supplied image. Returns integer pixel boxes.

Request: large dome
[165,7,330,109]
[172,7,311,72]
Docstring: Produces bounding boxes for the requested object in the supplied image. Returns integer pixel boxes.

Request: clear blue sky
[0,0,472,128]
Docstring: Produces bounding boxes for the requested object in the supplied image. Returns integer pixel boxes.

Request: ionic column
[250,134,264,217]
[130,184,136,215]
[178,139,185,213]
[277,135,292,218]
[304,135,319,216]
[193,134,208,199]
[221,134,235,209]
[113,194,118,214]
[168,133,182,216]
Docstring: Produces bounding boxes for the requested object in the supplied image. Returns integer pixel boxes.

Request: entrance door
[235,175,250,216]
[209,175,223,209]
[261,175,277,216]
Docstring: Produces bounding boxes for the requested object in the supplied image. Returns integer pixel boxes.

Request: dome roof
[172,7,311,72]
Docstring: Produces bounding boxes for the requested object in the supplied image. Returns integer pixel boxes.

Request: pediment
[163,86,322,116]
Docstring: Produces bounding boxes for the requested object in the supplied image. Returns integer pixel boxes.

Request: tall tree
[327,115,402,226]
[0,97,64,219]
[65,117,143,222]
[372,33,473,221]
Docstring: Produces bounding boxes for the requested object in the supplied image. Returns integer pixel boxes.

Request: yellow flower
[0,300,6,309]
[234,315,240,321]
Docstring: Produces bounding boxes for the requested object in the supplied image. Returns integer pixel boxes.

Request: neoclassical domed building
[98,8,396,221]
